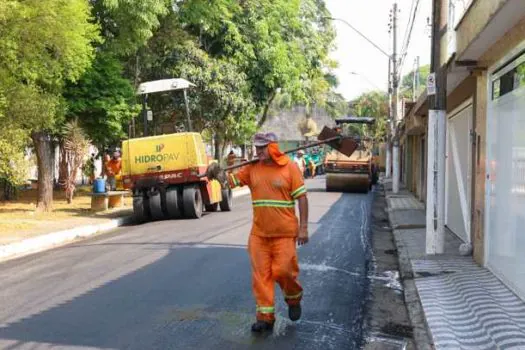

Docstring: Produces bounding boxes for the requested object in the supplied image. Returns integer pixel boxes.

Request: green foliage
[350,91,389,141]
[0,127,30,187]
[0,0,100,92]
[324,92,350,119]
[0,0,100,132]
[172,0,337,127]
[0,0,100,208]
[64,53,140,150]
[400,64,430,100]
[91,0,170,55]
[1,0,341,182]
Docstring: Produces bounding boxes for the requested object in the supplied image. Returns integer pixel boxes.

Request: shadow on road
[0,191,374,350]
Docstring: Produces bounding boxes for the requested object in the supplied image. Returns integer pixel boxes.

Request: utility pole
[386,58,392,179]
[413,56,420,102]
[392,2,400,194]
[426,0,448,254]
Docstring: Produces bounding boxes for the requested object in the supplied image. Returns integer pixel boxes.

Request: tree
[174,0,337,128]
[90,0,171,55]
[60,120,91,203]
[350,91,389,142]
[64,53,140,151]
[0,88,29,200]
[130,10,257,159]
[400,64,430,100]
[0,0,100,211]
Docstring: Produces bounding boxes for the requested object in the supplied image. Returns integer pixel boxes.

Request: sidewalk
[384,179,525,350]
[0,187,250,263]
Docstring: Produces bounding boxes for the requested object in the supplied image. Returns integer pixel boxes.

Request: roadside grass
[0,186,131,236]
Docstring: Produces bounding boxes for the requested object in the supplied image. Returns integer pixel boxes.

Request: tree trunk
[221,141,227,163]
[58,142,68,190]
[241,144,246,159]
[31,131,54,212]
[1,179,17,201]
[214,133,222,162]
[257,90,277,128]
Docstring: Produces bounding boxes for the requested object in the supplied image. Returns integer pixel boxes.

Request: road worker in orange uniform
[227,132,309,333]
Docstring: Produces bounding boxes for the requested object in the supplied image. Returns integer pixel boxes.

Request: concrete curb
[384,188,434,350]
[0,216,134,263]
[0,188,251,264]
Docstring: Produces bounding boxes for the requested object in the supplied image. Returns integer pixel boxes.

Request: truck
[121,79,232,222]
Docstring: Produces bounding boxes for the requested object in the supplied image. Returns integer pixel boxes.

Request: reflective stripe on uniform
[256,306,275,314]
[291,185,306,199]
[230,173,240,187]
[252,199,295,208]
[284,291,303,299]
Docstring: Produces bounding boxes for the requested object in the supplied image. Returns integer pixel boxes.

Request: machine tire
[182,185,203,219]
[219,188,233,212]
[205,202,219,212]
[164,187,182,219]
[133,194,150,223]
[149,191,164,221]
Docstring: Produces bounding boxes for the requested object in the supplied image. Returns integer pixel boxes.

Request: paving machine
[121,79,231,223]
[324,117,379,193]
[205,126,361,183]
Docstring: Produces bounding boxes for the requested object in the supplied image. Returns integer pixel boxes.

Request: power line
[399,0,421,75]
[400,0,417,61]
[399,0,421,72]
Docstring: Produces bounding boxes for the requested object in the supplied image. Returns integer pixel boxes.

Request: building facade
[399,0,525,301]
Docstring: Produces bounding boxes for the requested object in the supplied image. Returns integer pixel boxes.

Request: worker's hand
[297,225,309,245]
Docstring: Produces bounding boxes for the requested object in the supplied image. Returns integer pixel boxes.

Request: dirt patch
[0,186,131,239]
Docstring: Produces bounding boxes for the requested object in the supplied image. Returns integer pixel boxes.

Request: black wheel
[182,185,203,219]
[164,187,182,219]
[205,202,219,212]
[219,188,233,211]
[149,191,164,221]
[133,194,150,223]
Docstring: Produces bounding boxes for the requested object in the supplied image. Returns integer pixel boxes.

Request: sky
[325,0,433,100]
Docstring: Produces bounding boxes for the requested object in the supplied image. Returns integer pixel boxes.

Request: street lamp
[349,71,383,91]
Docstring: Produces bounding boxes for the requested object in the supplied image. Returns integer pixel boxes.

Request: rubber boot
[251,320,274,333]
[288,303,302,321]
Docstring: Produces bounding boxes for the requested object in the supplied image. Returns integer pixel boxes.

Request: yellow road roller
[324,117,378,193]
[121,79,230,223]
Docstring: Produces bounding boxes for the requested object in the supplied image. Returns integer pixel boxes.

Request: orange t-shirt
[106,158,122,176]
[229,160,307,238]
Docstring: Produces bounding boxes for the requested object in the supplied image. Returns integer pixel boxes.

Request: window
[492,52,525,100]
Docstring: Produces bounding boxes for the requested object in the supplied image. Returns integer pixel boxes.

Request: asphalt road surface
[0,177,374,350]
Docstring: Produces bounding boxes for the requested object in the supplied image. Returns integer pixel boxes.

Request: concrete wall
[478,16,525,67]
[455,0,508,58]
[259,106,335,142]
[447,76,476,113]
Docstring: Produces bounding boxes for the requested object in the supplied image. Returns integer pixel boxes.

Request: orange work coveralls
[228,151,307,324]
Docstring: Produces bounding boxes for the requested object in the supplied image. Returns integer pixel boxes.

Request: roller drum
[325,173,370,193]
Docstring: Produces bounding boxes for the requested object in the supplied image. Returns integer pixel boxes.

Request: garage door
[446,102,472,243]
[486,50,525,300]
